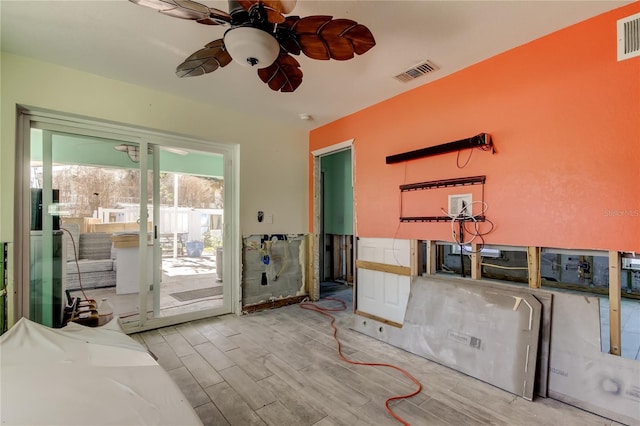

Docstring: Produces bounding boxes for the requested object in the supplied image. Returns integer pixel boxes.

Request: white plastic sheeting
[0,317,202,425]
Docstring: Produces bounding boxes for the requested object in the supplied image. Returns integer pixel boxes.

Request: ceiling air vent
[617,12,640,61]
[394,60,440,82]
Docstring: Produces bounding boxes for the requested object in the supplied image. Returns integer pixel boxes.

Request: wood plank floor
[131,289,623,426]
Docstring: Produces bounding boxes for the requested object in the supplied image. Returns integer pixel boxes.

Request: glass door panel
[30,130,145,326]
[27,124,232,330]
[147,147,226,320]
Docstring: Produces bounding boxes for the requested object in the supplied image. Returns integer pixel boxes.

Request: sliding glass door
[20,111,237,332]
[146,144,227,322]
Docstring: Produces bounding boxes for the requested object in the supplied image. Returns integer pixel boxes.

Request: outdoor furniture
[159,233,188,256]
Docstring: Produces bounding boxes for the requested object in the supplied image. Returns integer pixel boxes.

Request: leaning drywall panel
[356,237,411,324]
[352,276,541,400]
[548,292,640,425]
[242,234,306,307]
[462,277,553,398]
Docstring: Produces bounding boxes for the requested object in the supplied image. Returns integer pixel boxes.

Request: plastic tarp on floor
[0,317,202,425]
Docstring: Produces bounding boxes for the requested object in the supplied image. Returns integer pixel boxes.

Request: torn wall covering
[242,234,306,307]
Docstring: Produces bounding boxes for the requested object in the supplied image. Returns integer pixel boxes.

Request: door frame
[14,106,241,331]
[311,139,354,301]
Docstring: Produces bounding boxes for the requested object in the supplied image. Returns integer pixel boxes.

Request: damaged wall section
[242,234,306,309]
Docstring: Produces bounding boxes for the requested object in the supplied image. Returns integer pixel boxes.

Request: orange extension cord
[300,297,422,426]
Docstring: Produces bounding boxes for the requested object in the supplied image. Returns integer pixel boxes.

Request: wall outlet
[448,194,472,217]
[265,214,273,224]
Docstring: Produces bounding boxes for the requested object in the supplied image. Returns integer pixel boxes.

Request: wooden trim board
[355,310,403,328]
[355,259,411,276]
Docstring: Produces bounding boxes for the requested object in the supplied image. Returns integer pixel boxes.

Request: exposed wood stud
[306,234,318,301]
[609,250,621,356]
[527,246,541,288]
[410,240,419,276]
[471,242,482,280]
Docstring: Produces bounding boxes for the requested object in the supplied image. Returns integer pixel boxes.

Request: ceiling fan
[130,0,376,92]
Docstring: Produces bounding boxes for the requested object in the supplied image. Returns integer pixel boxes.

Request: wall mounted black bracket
[400,215,486,223]
[399,175,486,223]
[386,133,494,164]
[400,175,485,192]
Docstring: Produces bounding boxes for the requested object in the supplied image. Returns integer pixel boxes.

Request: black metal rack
[401,215,486,223]
[399,175,486,223]
[400,175,485,192]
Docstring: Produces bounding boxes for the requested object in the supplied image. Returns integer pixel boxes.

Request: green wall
[321,150,353,235]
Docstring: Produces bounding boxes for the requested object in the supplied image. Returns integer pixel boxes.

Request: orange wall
[310,3,640,252]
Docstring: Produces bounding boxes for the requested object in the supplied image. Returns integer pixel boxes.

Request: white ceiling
[1,1,631,129]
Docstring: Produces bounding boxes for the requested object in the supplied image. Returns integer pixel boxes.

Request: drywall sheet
[242,234,305,307]
[458,277,553,398]
[356,238,411,324]
[548,292,640,425]
[0,317,201,425]
[352,276,541,400]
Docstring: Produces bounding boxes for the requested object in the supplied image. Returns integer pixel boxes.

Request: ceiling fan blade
[263,8,286,24]
[257,54,303,92]
[283,15,376,61]
[195,8,232,25]
[237,0,296,14]
[276,16,302,55]
[342,23,376,55]
[267,0,296,14]
[130,0,231,25]
[176,39,233,77]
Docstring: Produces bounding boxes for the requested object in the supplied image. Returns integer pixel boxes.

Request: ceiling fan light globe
[224,27,279,68]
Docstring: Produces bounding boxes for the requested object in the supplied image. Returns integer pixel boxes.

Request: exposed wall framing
[527,246,542,289]
[305,234,315,300]
[241,234,307,309]
[609,250,622,356]
[365,240,629,363]
[325,234,354,284]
